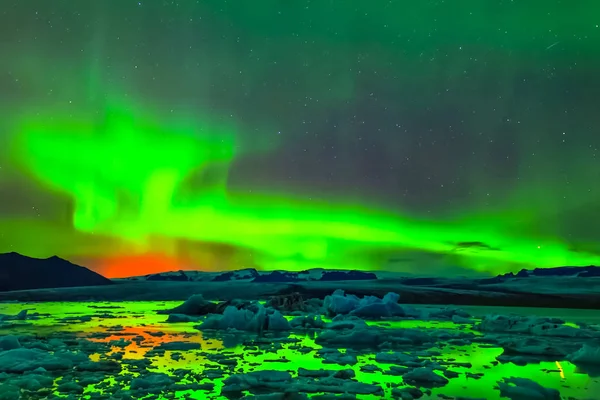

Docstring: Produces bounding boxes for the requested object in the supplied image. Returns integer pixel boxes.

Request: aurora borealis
[2,1,600,277]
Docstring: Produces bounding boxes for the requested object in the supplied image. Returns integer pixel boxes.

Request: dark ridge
[212,268,259,282]
[146,270,189,281]
[483,265,600,283]
[579,268,600,277]
[398,277,441,286]
[529,266,600,277]
[251,270,377,283]
[212,272,234,282]
[319,270,377,281]
[252,271,299,283]
[0,252,113,292]
[477,276,508,285]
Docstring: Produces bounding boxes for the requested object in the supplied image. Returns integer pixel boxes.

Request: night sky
[2,1,600,277]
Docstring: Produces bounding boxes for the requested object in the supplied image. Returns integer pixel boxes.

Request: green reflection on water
[0,301,598,399]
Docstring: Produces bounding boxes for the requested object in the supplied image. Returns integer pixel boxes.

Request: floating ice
[374,351,416,364]
[200,302,290,332]
[289,314,326,329]
[157,294,218,316]
[0,335,21,351]
[402,367,449,387]
[478,314,599,338]
[322,290,404,318]
[495,377,560,400]
[130,373,175,390]
[568,344,600,365]
[0,348,73,373]
[497,337,568,357]
[0,310,28,321]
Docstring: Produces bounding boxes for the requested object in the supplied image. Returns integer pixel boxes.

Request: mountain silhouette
[0,252,113,292]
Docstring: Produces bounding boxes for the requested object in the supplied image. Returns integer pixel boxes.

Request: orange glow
[98,254,188,278]
[87,325,224,360]
[72,242,244,278]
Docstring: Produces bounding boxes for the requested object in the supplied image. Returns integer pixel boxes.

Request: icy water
[0,301,598,399]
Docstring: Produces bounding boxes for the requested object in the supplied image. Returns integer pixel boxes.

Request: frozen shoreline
[1,276,599,310]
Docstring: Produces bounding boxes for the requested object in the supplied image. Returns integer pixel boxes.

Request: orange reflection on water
[87,325,224,360]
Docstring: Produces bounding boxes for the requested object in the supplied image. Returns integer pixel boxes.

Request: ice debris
[0,335,21,351]
[568,344,600,365]
[495,377,560,400]
[323,290,404,318]
[0,348,73,373]
[0,310,28,321]
[496,337,569,357]
[289,314,326,329]
[374,351,416,364]
[478,314,600,338]
[222,369,383,396]
[402,367,449,387]
[200,302,290,332]
[157,294,220,316]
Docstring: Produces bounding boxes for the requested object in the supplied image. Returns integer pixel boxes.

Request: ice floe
[200,302,290,332]
[495,377,561,400]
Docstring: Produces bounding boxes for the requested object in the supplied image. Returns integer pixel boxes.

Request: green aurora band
[8,98,600,276]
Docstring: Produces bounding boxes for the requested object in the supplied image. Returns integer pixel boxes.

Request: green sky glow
[1,1,600,276]
[8,98,600,276]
